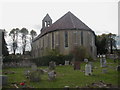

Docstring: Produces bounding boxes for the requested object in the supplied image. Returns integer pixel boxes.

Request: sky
[0,0,119,53]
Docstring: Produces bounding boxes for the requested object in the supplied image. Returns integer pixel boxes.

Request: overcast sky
[0,0,119,53]
[0,0,119,35]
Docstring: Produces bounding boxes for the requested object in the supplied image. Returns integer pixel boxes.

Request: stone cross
[65,61,69,65]
[85,63,92,76]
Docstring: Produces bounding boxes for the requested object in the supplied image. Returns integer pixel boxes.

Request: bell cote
[42,14,52,29]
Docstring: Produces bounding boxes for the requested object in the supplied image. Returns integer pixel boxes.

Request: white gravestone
[84,59,88,63]
[85,64,92,76]
[100,58,103,67]
[65,61,69,65]
[103,58,107,67]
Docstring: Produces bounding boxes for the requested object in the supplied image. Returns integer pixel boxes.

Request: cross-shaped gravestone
[85,63,92,76]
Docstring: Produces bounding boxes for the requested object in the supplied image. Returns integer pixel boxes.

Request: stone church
[32,11,97,59]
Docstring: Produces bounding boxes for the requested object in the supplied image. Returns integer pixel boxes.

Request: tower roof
[43,13,52,20]
[34,11,94,41]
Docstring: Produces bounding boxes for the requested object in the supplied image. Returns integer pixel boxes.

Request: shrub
[70,46,88,61]
[31,54,72,66]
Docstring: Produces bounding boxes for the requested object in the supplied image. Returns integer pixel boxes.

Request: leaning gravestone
[49,61,55,70]
[48,70,56,81]
[0,75,8,85]
[85,63,92,76]
[84,58,88,63]
[65,61,69,65]
[31,64,37,71]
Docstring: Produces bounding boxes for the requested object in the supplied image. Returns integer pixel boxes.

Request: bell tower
[42,14,52,31]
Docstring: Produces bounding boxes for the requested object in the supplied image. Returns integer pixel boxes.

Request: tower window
[65,31,68,47]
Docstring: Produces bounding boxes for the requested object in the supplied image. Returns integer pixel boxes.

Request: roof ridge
[69,12,75,29]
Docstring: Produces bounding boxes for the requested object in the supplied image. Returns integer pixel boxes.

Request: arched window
[64,31,68,47]
[81,31,83,45]
[52,32,54,49]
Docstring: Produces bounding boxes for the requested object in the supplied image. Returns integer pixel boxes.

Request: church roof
[33,11,94,42]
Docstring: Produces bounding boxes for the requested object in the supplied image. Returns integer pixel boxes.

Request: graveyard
[2,58,119,88]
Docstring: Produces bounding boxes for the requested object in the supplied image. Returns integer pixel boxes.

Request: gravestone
[31,64,37,71]
[48,70,56,81]
[64,86,69,90]
[74,61,80,70]
[24,70,30,77]
[100,58,103,67]
[100,58,107,67]
[59,64,62,66]
[65,61,69,65]
[117,65,120,72]
[29,71,41,82]
[89,62,94,69]
[49,61,55,70]
[70,62,74,66]
[85,63,92,76]
[102,58,107,67]
[54,62,56,67]
[84,59,88,63]
[0,75,8,85]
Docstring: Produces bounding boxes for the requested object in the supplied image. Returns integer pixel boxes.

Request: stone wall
[32,30,97,59]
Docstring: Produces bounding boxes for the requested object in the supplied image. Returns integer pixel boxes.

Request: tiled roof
[33,11,94,42]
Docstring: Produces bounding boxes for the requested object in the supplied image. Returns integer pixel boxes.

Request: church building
[32,11,97,59]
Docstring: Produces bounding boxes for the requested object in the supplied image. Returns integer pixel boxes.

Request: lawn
[2,59,119,88]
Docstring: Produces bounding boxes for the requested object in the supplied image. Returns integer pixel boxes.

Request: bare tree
[20,28,28,55]
[9,28,19,55]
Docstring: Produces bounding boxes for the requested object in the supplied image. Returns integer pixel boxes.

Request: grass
[2,59,119,88]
